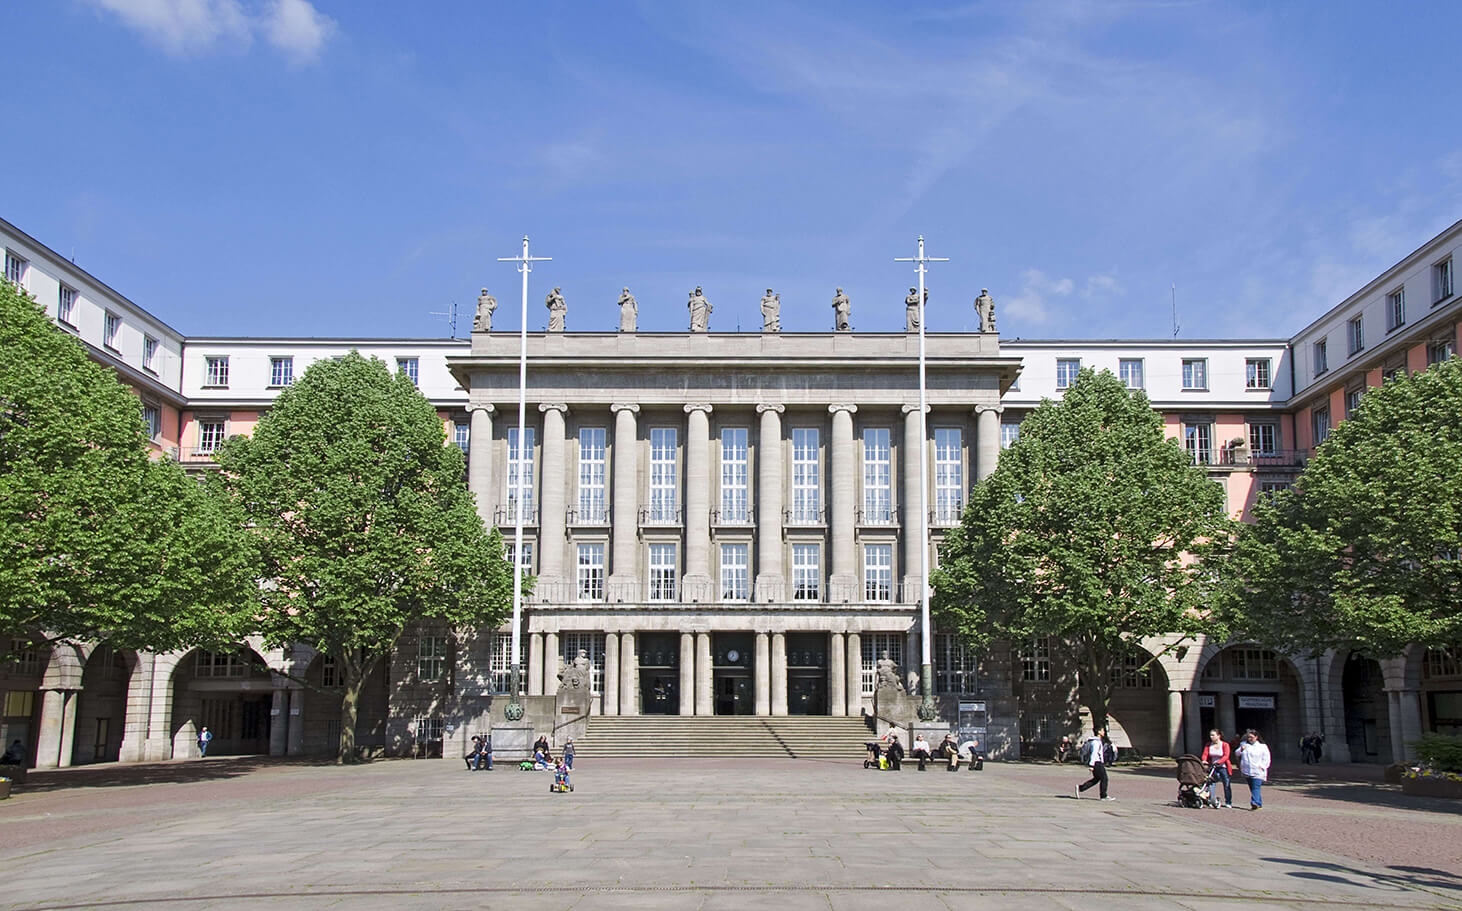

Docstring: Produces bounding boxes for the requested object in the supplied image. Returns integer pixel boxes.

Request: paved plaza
[1,756,1460,911]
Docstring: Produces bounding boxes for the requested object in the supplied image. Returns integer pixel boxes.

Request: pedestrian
[464,735,482,770]
[197,726,213,758]
[885,734,904,771]
[563,738,575,771]
[1203,729,1233,808]
[1236,729,1271,810]
[1074,727,1115,800]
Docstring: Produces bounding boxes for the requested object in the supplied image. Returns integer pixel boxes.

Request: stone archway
[169,646,274,757]
[1106,644,1171,756]
[1340,651,1392,763]
[73,645,136,764]
[1194,645,1305,761]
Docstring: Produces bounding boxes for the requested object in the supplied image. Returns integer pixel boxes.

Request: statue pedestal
[489,723,532,762]
[873,685,918,741]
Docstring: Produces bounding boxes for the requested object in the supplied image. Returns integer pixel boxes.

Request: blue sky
[8,1,1462,340]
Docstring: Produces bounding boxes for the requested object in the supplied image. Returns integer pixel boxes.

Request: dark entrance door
[1234,694,1277,752]
[638,632,681,715]
[713,632,754,715]
[786,633,829,715]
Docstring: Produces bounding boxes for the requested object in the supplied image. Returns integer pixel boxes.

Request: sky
[6,1,1462,341]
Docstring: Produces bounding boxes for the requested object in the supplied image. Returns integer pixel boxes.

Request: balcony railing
[931,497,963,526]
[1225,448,1309,469]
[568,501,609,525]
[785,505,825,526]
[494,504,537,526]
[525,577,926,606]
[713,504,752,525]
[640,502,682,526]
[858,503,896,525]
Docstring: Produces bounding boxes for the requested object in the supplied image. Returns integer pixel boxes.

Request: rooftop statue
[688,286,712,332]
[473,288,497,332]
[905,287,925,332]
[618,287,638,333]
[975,288,997,333]
[760,288,781,332]
[832,287,851,332]
[545,287,566,332]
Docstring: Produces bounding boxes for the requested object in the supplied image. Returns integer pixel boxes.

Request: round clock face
[726,649,740,663]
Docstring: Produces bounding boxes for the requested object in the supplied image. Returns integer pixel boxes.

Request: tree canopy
[0,279,256,651]
[931,368,1234,727]
[214,351,513,761]
[1219,358,1462,656]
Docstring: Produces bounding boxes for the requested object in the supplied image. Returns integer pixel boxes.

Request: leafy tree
[931,368,1233,729]
[1219,358,1462,656]
[0,279,255,650]
[215,352,513,762]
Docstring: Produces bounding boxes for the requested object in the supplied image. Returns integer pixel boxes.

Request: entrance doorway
[1233,694,1278,749]
[713,633,753,715]
[786,633,829,715]
[638,633,681,715]
[1342,652,1390,762]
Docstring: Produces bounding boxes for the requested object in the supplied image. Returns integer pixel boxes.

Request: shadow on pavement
[1264,856,1462,894]
[12,755,339,793]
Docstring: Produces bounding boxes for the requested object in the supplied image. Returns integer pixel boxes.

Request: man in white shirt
[1074,727,1114,800]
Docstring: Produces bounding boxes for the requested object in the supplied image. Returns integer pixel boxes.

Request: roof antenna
[429,299,458,338]
[1171,284,1180,339]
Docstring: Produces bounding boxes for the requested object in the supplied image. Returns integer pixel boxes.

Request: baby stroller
[550,762,574,793]
[864,741,887,770]
[1175,754,1219,808]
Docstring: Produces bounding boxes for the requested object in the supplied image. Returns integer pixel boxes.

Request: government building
[2,214,1459,769]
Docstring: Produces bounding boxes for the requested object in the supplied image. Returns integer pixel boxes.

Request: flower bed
[1401,773,1462,799]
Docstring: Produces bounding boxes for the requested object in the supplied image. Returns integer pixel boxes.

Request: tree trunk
[1077,646,1113,737]
[337,648,363,765]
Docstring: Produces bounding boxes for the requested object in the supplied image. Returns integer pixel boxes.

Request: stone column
[828,404,858,601]
[603,632,620,716]
[901,404,926,600]
[287,687,305,755]
[1167,690,1185,757]
[683,404,714,600]
[1399,691,1423,762]
[34,689,66,769]
[527,632,544,696]
[1216,692,1235,738]
[119,652,155,763]
[771,633,788,716]
[467,403,495,524]
[1387,691,1405,763]
[270,687,289,756]
[679,633,695,716]
[538,404,569,587]
[619,631,638,716]
[609,404,640,601]
[544,631,560,697]
[695,632,714,715]
[906,629,921,692]
[829,632,846,717]
[845,632,863,716]
[755,404,785,601]
[754,632,771,716]
[975,404,1001,482]
[1183,691,1203,757]
[57,690,78,768]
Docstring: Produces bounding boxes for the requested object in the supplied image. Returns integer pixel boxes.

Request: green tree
[1220,358,1462,656]
[931,368,1233,729]
[0,279,255,650]
[215,352,513,762]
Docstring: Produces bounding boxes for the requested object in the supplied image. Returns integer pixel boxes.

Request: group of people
[1074,726,1274,809]
[1299,731,1325,764]
[530,735,574,772]
[869,731,984,771]
[464,735,493,770]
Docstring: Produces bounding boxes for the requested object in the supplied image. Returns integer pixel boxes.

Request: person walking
[197,726,213,758]
[1236,729,1271,810]
[1203,729,1233,808]
[1074,727,1114,800]
[563,738,575,771]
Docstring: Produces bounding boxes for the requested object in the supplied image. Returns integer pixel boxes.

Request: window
[862,428,891,523]
[935,634,978,694]
[1429,335,1457,365]
[103,311,121,350]
[1108,651,1154,689]
[454,422,470,454]
[1230,647,1278,680]
[1386,288,1406,332]
[933,428,963,523]
[1312,406,1330,446]
[649,427,678,523]
[412,714,443,745]
[1184,422,1213,465]
[397,357,419,385]
[1055,358,1080,389]
[1258,480,1290,497]
[1000,421,1020,449]
[205,356,229,387]
[576,543,605,601]
[1118,358,1144,389]
[196,649,249,678]
[4,250,27,286]
[863,543,892,602]
[1248,422,1277,454]
[577,428,607,523]
[1181,358,1208,391]
[4,639,42,676]
[504,541,533,576]
[142,335,158,372]
[141,403,162,440]
[1245,358,1271,390]
[269,356,294,387]
[320,655,340,687]
[861,633,904,696]
[791,428,820,523]
[1345,385,1364,418]
[488,633,525,694]
[1347,315,1364,356]
[648,543,677,601]
[1424,645,1461,680]
[1383,358,1406,383]
[719,428,749,523]
[1313,339,1328,376]
[720,543,749,601]
[58,285,77,325]
[416,636,447,682]
[2,690,36,717]
[506,427,535,522]
[559,632,605,694]
[197,420,226,454]
[1436,258,1454,303]
[792,543,820,601]
[1021,638,1051,682]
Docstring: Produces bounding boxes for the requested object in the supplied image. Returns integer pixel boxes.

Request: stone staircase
[572,715,874,759]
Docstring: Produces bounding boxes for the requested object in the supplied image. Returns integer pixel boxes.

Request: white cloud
[1004,268,1074,325]
[86,0,333,61]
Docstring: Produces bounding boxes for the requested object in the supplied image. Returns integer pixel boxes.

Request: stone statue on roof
[975,288,996,333]
[760,289,781,333]
[473,289,497,332]
[688,286,712,332]
[832,287,851,332]
[618,287,637,332]
[545,287,566,332]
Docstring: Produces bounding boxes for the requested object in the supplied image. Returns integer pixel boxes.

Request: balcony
[494,504,537,526]
[568,500,609,526]
[785,505,825,527]
[523,577,924,606]
[857,503,897,526]
[931,497,964,526]
[713,504,752,526]
[640,501,682,527]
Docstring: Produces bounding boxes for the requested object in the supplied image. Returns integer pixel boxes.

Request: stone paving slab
[0,757,1459,910]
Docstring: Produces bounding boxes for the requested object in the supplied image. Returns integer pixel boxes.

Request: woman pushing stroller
[1202,729,1233,808]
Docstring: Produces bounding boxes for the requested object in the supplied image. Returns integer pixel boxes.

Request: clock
[726,649,740,663]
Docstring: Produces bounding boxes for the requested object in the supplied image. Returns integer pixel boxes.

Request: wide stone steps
[573,715,874,759]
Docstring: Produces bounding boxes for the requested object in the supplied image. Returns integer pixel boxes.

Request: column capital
[467,402,496,414]
[538,402,569,415]
[974,404,1004,416]
[611,403,641,414]
[756,403,785,414]
[901,403,930,415]
[828,403,859,415]
[684,403,714,415]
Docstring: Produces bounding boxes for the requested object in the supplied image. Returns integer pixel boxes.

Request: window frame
[933,427,963,523]
[1313,339,1328,377]
[269,356,294,388]
[719,427,749,523]
[790,427,821,523]
[396,356,420,386]
[204,356,230,388]
[576,542,606,602]
[1181,358,1208,391]
[863,542,893,602]
[1245,358,1271,390]
[1021,637,1051,683]
[1386,288,1406,332]
[505,426,535,522]
[1435,257,1454,304]
[1118,358,1144,390]
[935,633,979,695]
[102,311,121,351]
[719,542,749,602]
[791,542,821,602]
[1183,421,1214,465]
[141,402,162,440]
[4,250,27,286]
[861,427,892,524]
[416,635,448,683]
[1347,315,1365,356]
[576,427,607,523]
[1247,421,1277,455]
[1055,358,1080,389]
[57,284,77,326]
[196,419,227,454]
[647,542,678,602]
[1312,405,1331,446]
[648,426,679,524]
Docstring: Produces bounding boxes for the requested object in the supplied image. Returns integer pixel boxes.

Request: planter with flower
[1400,734,1462,799]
